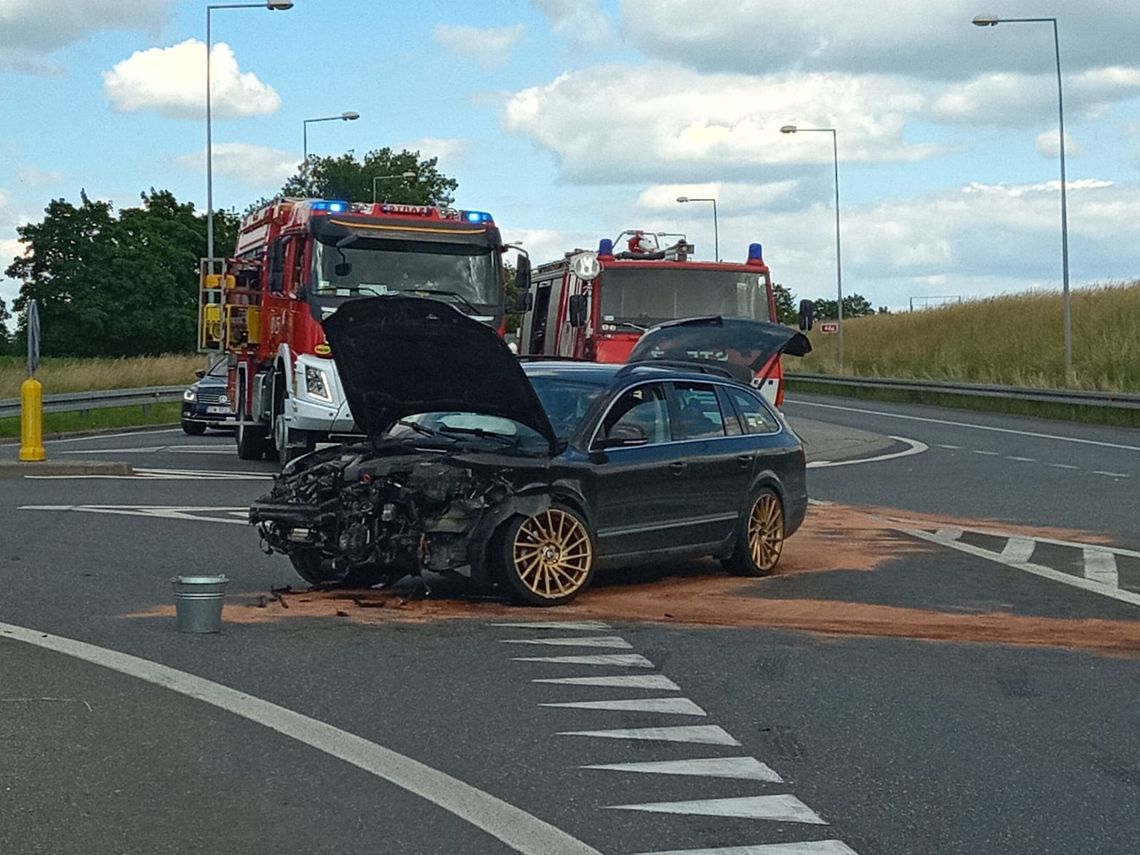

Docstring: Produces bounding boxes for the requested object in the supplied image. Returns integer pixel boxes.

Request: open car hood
[323,296,558,451]
[626,316,811,382]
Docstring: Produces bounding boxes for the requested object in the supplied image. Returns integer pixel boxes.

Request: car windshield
[389,412,547,452]
[527,374,609,440]
[600,268,771,328]
[312,237,500,315]
[205,359,228,379]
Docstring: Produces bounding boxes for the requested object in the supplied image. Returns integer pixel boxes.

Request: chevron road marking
[583,756,783,783]
[500,636,634,649]
[558,725,739,746]
[541,697,706,715]
[607,794,825,823]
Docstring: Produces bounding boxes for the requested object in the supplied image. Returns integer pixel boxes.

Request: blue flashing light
[311,200,347,213]
[598,238,614,256]
[463,210,493,223]
[748,242,763,261]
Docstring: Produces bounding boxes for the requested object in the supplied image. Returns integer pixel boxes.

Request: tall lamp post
[300,112,360,196]
[781,124,845,372]
[373,171,418,202]
[675,196,719,261]
[973,13,1072,373]
[205,1,293,263]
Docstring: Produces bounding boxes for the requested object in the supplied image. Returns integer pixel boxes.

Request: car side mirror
[515,253,531,293]
[568,293,588,327]
[268,239,285,293]
[593,423,649,450]
[194,369,206,380]
[334,262,353,277]
[798,299,814,331]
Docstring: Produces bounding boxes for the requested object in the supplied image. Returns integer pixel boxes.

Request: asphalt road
[2,405,1140,854]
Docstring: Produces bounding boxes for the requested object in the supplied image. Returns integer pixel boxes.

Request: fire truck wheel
[274,409,314,465]
[235,383,271,461]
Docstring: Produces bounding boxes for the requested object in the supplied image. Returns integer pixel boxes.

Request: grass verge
[786,379,1140,429]
[0,403,183,439]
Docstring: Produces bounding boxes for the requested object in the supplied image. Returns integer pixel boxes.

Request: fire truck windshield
[599,268,771,328]
[312,237,500,317]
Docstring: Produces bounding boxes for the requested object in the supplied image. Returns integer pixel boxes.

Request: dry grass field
[0,353,209,399]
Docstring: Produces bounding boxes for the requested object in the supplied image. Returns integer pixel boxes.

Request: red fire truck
[199,198,521,463]
[518,231,800,406]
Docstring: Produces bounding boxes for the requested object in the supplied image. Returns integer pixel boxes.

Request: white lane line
[607,795,825,824]
[492,622,613,631]
[19,505,248,526]
[541,697,706,716]
[512,654,654,668]
[903,528,1140,607]
[806,435,926,469]
[533,675,681,690]
[1050,463,1079,470]
[1092,470,1129,478]
[937,443,961,449]
[1007,456,1037,462]
[583,756,783,783]
[500,636,633,649]
[1001,537,1037,563]
[633,841,859,855]
[972,450,999,456]
[558,725,739,746]
[45,427,184,444]
[59,446,170,454]
[1083,548,1120,588]
[935,527,963,541]
[0,622,601,855]
[790,399,1140,452]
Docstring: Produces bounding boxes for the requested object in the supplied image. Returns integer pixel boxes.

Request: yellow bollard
[18,377,46,462]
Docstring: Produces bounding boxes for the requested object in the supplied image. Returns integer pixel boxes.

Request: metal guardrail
[0,386,184,420]
[786,372,1140,410]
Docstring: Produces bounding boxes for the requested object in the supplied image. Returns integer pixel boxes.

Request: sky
[2,0,1140,324]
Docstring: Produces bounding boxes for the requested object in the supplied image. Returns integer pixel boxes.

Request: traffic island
[0,460,133,478]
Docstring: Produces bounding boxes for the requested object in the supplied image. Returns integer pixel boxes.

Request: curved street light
[781,123,845,372]
[973,13,1072,372]
[675,196,719,261]
[205,1,293,262]
[301,112,360,197]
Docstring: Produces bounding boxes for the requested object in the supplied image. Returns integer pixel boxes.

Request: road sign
[820,321,839,333]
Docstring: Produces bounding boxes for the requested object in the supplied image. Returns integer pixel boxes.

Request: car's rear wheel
[723,488,785,576]
[288,550,397,589]
[181,420,207,436]
[496,505,594,606]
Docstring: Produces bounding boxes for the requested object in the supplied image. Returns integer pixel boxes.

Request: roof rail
[615,360,742,381]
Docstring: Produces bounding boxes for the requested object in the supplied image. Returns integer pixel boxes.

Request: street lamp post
[300,112,360,196]
[372,171,418,203]
[675,196,719,261]
[205,1,293,263]
[781,124,845,372]
[973,13,1072,373]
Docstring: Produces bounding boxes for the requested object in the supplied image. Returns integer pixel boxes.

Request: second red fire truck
[199,198,523,463]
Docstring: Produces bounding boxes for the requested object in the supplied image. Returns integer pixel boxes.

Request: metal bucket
[171,575,229,633]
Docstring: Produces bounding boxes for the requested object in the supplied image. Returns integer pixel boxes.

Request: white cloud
[175,143,297,187]
[637,181,800,214]
[103,39,280,120]
[433,24,524,70]
[395,137,470,166]
[531,0,613,50]
[0,0,170,73]
[1035,130,1082,158]
[503,64,942,184]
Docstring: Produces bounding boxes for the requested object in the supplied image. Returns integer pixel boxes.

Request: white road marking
[0,621,601,855]
[45,428,183,444]
[492,622,613,631]
[512,654,654,668]
[790,399,1140,452]
[1049,463,1079,470]
[533,675,681,690]
[1092,470,1129,478]
[1007,456,1037,462]
[633,841,859,855]
[1083,548,1120,588]
[59,445,239,455]
[1001,537,1037,563]
[559,725,739,745]
[541,697,706,716]
[25,467,270,481]
[20,504,248,526]
[972,450,1000,456]
[607,795,825,824]
[806,435,927,469]
[500,636,633,649]
[903,528,1140,607]
[937,444,961,449]
[583,756,783,783]
[935,527,963,541]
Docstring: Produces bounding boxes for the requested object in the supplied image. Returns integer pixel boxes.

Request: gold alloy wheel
[747,493,785,571]
[512,509,593,600]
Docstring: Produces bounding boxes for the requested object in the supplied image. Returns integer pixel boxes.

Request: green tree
[0,296,10,354]
[281,147,458,206]
[811,293,876,321]
[7,189,239,357]
[772,283,797,325]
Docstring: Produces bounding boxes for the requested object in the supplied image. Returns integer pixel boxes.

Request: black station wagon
[250,296,810,605]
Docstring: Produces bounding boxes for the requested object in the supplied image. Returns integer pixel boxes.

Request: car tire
[723,487,785,577]
[495,504,595,606]
[181,420,207,436]
[289,549,335,585]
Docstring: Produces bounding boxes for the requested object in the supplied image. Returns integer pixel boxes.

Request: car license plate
[206,406,231,415]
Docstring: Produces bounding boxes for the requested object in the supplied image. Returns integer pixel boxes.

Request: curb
[0,460,134,479]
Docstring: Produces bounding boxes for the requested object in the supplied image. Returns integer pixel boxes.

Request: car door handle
[737,454,754,469]
[669,461,688,475]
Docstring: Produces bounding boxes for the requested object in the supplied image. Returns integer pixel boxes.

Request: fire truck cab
[518,232,791,405]
[199,198,519,463]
